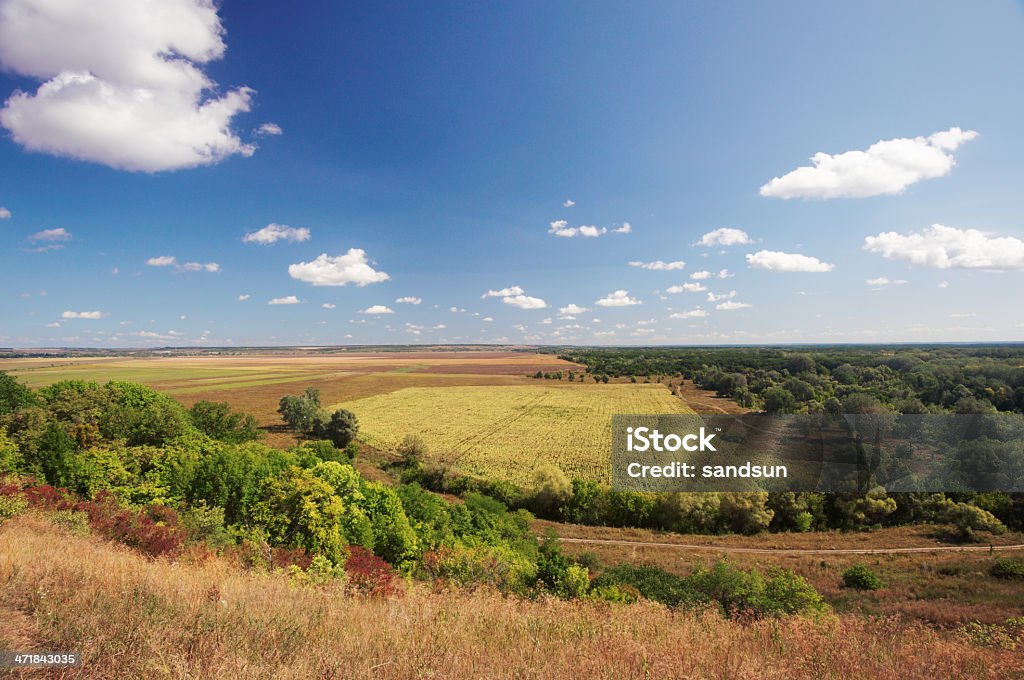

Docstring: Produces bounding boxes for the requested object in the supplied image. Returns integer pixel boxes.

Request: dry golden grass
[2,515,1023,680]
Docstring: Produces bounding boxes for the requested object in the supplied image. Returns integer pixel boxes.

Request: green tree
[188,401,261,443]
[317,408,359,448]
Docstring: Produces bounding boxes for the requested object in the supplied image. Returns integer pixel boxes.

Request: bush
[0,494,28,523]
[688,561,825,617]
[592,564,706,609]
[842,563,884,590]
[990,558,1024,581]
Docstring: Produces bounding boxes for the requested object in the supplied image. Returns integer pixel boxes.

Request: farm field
[0,351,584,447]
[336,382,692,484]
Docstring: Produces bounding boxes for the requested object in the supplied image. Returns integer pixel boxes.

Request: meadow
[2,513,1021,680]
[336,382,691,485]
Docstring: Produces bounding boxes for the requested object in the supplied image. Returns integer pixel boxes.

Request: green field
[336,383,692,484]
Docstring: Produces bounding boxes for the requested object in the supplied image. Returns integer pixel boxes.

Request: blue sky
[2,0,1023,347]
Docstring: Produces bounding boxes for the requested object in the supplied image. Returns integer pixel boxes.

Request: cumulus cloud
[29,227,71,242]
[866,277,908,287]
[629,260,684,271]
[179,261,220,272]
[288,248,390,286]
[0,207,10,219]
[360,305,395,315]
[863,224,1024,270]
[563,199,575,207]
[746,250,835,273]
[237,294,250,301]
[759,127,979,199]
[268,296,300,305]
[613,222,632,234]
[321,303,336,309]
[667,283,706,294]
[395,296,422,305]
[146,255,218,272]
[595,290,641,307]
[706,290,737,302]
[256,122,282,136]
[482,286,524,299]
[692,269,733,280]
[61,310,107,319]
[0,0,257,172]
[559,303,589,316]
[503,295,547,310]
[716,300,751,310]
[548,220,619,238]
[243,223,311,245]
[696,228,752,247]
[670,308,709,319]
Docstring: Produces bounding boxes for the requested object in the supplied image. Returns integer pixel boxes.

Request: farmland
[336,382,692,484]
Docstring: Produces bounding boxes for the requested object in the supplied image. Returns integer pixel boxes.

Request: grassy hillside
[3,513,1021,680]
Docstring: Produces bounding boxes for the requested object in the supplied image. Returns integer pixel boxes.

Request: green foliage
[277,387,323,435]
[47,509,90,536]
[0,428,22,473]
[362,481,420,567]
[989,558,1024,581]
[396,434,427,467]
[318,408,359,448]
[0,494,28,523]
[287,554,348,588]
[688,560,826,617]
[0,371,35,417]
[593,564,707,609]
[180,503,230,547]
[429,543,538,594]
[842,563,884,590]
[188,401,261,443]
[529,462,571,518]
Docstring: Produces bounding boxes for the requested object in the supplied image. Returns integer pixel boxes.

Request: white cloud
[629,260,684,271]
[706,290,737,302]
[45,321,60,328]
[670,308,709,319]
[321,303,336,309]
[395,296,422,305]
[268,296,300,305]
[614,222,632,234]
[146,255,217,272]
[482,286,524,299]
[243,223,311,245]
[0,0,256,172]
[289,248,390,286]
[667,283,706,294]
[256,122,282,136]
[696,228,752,247]
[716,301,752,311]
[29,227,71,242]
[938,281,950,289]
[0,207,10,219]
[866,277,908,287]
[863,224,1024,270]
[746,250,835,273]
[360,305,394,315]
[503,295,547,310]
[563,199,575,208]
[179,261,220,272]
[689,270,711,280]
[548,220,612,238]
[61,310,107,319]
[559,303,589,316]
[596,290,642,307]
[759,127,979,199]
[237,294,250,301]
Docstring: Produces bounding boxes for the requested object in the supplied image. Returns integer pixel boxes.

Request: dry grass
[2,515,1022,680]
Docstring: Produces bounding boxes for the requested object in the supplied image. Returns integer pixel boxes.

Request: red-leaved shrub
[345,545,402,598]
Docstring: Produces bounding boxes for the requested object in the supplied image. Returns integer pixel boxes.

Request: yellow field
[336,383,693,484]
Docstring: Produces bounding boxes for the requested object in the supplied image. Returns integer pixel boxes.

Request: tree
[317,409,359,448]
[278,387,323,435]
[530,463,571,518]
[0,371,35,418]
[189,401,261,443]
[763,386,796,414]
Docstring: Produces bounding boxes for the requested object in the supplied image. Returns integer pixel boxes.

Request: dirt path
[550,535,1024,555]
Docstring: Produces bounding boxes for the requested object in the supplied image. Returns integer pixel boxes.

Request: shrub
[843,563,885,590]
[688,561,826,617]
[345,545,402,597]
[0,494,28,523]
[593,564,706,609]
[990,558,1024,581]
[47,509,90,536]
